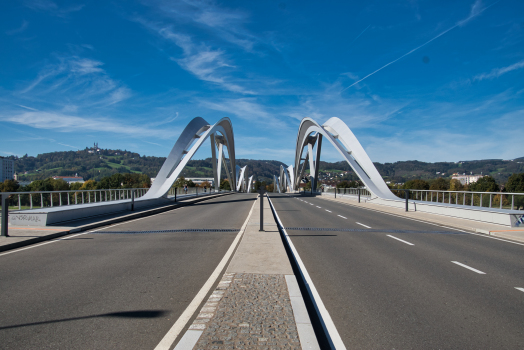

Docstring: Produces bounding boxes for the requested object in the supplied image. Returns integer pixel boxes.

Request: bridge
[1,117,524,349]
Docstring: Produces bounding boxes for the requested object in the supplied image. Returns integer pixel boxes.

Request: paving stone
[193,273,301,349]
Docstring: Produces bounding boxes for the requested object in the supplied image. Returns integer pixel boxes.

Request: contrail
[342,1,498,92]
[350,24,370,45]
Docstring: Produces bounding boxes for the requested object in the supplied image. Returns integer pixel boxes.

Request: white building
[452,173,485,185]
[0,157,14,182]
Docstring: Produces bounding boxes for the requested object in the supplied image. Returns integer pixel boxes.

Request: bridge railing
[391,189,524,211]
[323,187,372,197]
[0,186,235,213]
[0,188,150,212]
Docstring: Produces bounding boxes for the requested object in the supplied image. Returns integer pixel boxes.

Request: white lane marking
[515,287,524,293]
[267,196,347,350]
[451,261,486,274]
[322,196,524,247]
[325,210,332,213]
[355,222,371,229]
[154,199,257,350]
[337,215,347,219]
[310,203,314,206]
[316,206,321,208]
[387,235,414,246]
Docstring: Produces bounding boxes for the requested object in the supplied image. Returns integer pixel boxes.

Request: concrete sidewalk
[0,192,232,253]
[176,195,319,350]
[313,193,524,243]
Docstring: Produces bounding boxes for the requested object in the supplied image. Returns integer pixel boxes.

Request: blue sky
[1,0,523,165]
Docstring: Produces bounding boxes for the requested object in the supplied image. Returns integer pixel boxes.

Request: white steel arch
[141,117,236,199]
[293,117,397,200]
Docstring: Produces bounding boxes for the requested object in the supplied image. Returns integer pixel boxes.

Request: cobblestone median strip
[176,273,304,349]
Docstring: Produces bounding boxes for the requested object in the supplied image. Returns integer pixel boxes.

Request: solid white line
[267,197,346,350]
[451,261,486,274]
[387,235,414,246]
[325,210,332,213]
[515,287,524,293]
[154,199,257,350]
[355,222,371,229]
[316,206,321,208]
[337,215,347,219]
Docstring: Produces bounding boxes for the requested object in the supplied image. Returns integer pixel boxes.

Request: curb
[0,192,232,253]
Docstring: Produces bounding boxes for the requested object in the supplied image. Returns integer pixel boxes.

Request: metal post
[41,193,43,208]
[67,192,70,205]
[1,194,8,237]
[51,193,53,207]
[259,189,265,231]
[59,193,62,206]
[75,193,77,205]
[175,187,177,202]
[511,195,514,210]
[131,190,135,211]
[30,194,33,209]
[405,189,409,212]
[18,194,21,210]
[358,188,361,203]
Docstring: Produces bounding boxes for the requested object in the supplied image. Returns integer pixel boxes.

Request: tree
[506,173,524,193]
[403,179,430,190]
[449,179,464,191]
[80,180,97,190]
[429,178,449,191]
[0,179,19,192]
[469,176,499,192]
[220,179,231,190]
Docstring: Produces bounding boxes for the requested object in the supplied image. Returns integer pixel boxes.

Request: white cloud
[0,111,177,139]
[19,56,131,106]
[473,60,524,81]
[6,20,29,35]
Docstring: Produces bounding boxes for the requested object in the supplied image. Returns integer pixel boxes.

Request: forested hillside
[6,147,523,185]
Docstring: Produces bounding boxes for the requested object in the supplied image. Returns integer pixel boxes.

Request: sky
[1,0,523,165]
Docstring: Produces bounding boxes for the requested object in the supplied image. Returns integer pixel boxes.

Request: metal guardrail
[324,187,372,197]
[392,189,524,211]
[0,188,149,211]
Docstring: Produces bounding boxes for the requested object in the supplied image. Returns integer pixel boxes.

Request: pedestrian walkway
[175,195,319,350]
[315,194,524,243]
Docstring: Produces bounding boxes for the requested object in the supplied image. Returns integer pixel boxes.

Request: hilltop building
[0,156,14,182]
[452,173,485,185]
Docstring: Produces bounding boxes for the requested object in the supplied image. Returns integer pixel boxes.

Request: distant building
[452,173,485,185]
[52,176,85,184]
[185,177,214,186]
[0,156,14,182]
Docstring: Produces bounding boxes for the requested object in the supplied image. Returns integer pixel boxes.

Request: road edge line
[267,195,346,350]
[154,197,258,350]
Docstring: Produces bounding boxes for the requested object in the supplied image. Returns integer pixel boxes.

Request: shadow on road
[0,310,168,330]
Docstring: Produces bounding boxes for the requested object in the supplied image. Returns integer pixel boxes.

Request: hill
[7,147,523,185]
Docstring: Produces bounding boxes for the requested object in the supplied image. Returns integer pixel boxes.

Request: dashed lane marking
[355,222,371,229]
[451,261,486,274]
[387,235,414,246]
[515,287,524,293]
[316,206,321,208]
[325,210,332,213]
[337,215,347,219]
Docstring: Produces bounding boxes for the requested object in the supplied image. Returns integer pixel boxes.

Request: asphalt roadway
[269,193,524,349]
[0,193,257,350]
